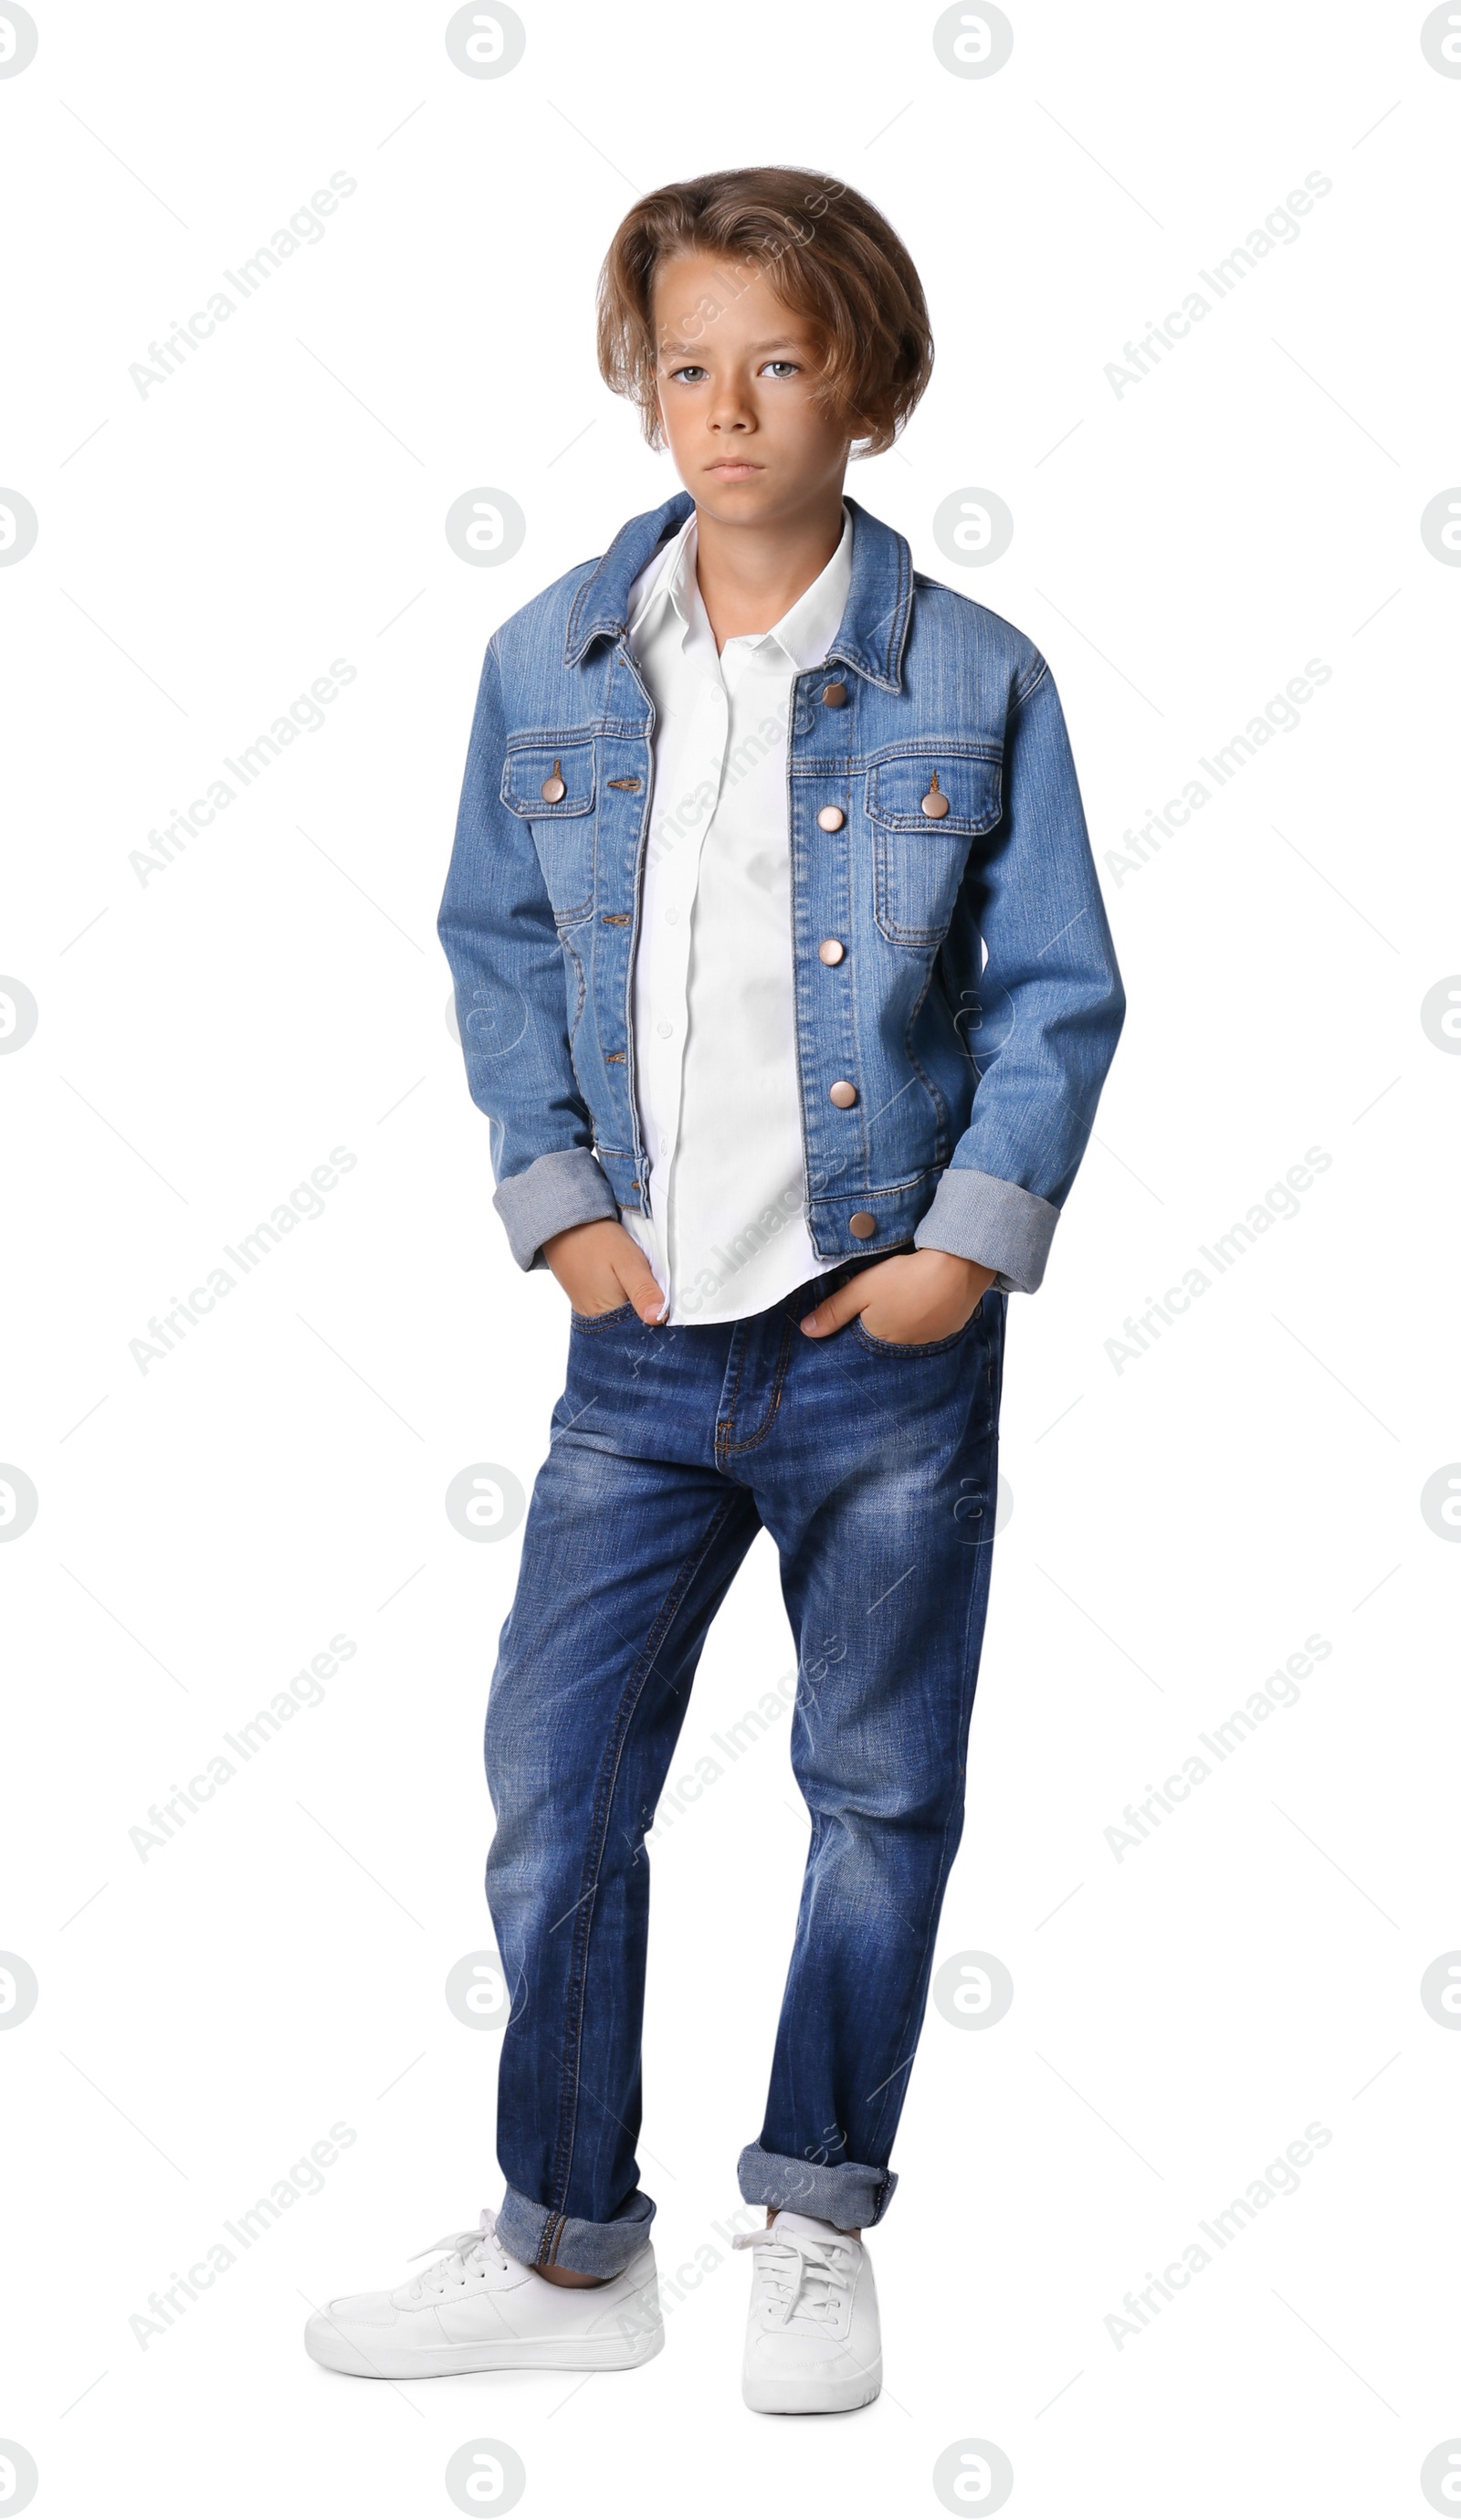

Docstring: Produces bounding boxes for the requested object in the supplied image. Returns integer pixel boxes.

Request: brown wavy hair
[596,166,933,459]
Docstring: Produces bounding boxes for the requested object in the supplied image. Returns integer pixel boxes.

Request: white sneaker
[734,2210,881,2413]
[303,2209,663,2379]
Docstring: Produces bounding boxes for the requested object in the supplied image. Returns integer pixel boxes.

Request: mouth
[705,459,763,480]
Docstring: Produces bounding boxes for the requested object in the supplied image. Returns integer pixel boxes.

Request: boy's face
[650,251,855,528]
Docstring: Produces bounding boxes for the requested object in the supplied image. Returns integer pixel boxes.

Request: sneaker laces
[404,2208,510,2297]
[732,2225,855,2327]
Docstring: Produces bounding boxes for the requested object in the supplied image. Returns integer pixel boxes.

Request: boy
[305,166,1124,2413]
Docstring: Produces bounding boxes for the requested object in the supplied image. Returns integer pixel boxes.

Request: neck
[691,487,846,649]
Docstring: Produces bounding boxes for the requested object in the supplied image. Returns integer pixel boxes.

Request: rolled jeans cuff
[737,2142,898,2231]
[495,2183,656,2278]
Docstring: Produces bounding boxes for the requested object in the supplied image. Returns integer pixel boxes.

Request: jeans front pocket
[849,1305,979,1360]
[569,1299,638,1332]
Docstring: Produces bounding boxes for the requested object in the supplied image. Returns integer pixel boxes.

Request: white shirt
[619,506,852,1324]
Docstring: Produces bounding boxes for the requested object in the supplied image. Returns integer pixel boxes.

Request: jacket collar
[562,490,914,691]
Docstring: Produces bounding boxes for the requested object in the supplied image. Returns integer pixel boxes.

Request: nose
[707,377,754,435]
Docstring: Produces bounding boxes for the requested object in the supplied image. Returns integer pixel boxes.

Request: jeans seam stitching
[862,1416,997,2164]
[571,1301,636,1331]
[544,1487,750,2226]
[720,1315,796,1457]
[716,1329,751,1465]
[852,1313,973,1358]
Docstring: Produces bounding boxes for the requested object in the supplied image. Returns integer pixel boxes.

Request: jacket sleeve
[436,637,620,1271]
[914,657,1125,1293]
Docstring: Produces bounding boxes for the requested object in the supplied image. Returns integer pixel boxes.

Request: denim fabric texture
[485,1257,1005,2272]
[437,491,1125,1295]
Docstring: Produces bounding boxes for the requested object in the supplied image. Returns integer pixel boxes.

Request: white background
[4,3,1459,2515]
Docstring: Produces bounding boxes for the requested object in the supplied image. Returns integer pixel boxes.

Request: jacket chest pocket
[501,738,596,926]
[867,748,1002,946]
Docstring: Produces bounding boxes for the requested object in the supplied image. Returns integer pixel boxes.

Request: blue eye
[668,365,708,384]
[761,361,799,378]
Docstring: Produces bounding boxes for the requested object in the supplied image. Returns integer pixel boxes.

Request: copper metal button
[540,757,566,803]
[848,1211,877,1239]
[817,938,845,965]
[829,1080,857,1109]
[816,805,846,831]
[920,770,950,818]
[821,681,848,708]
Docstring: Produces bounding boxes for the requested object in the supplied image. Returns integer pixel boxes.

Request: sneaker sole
[306,2321,664,2380]
[742,2365,881,2414]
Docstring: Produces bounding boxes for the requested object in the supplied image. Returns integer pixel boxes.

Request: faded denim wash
[487,1255,1005,2275]
[438,490,1125,1296]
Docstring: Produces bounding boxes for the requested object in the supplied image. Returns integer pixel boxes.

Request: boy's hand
[542,1218,667,1323]
[800,1248,995,1344]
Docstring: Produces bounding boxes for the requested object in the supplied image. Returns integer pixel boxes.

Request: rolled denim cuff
[915,1165,1059,1295]
[493,1146,621,1272]
[495,2182,656,2277]
[737,2142,898,2231]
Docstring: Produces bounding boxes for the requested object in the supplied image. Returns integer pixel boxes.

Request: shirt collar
[627,503,853,671]
[567,492,913,691]
[625,510,699,645]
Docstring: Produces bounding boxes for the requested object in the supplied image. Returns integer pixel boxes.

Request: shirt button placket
[661,673,729,1306]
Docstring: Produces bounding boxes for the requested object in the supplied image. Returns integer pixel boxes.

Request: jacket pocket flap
[501,741,596,817]
[867,749,1002,835]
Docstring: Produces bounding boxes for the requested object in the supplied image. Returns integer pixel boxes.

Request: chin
[699,479,782,512]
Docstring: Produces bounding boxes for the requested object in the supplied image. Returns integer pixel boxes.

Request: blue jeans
[486,1259,1007,2276]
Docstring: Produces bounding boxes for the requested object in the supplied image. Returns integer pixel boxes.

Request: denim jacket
[438,490,1125,1294]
